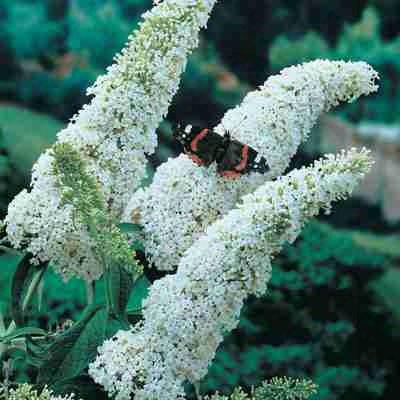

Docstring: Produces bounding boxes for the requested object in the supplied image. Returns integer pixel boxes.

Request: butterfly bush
[124,60,378,271]
[4,0,217,281]
[90,148,373,400]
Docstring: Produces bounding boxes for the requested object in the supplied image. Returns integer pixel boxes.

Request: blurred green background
[1,1,400,399]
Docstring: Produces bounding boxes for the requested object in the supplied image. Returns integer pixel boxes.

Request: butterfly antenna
[220,115,248,137]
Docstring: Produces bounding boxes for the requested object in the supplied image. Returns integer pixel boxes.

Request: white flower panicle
[125,60,378,271]
[91,148,373,400]
[5,0,217,281]
[215,60,378,175]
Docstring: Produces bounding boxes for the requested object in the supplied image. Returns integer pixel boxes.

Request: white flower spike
[91,148,373,400]
[5,0,218,281]
[125,60,378,271]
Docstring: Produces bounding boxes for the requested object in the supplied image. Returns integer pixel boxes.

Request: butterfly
[172,123,270,178]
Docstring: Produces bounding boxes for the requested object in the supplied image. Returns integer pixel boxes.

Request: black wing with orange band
[217,139,270,178]
[173,125,224,166]
[173,124,270,178]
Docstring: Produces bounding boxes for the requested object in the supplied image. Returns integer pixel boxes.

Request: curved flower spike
[91,147,373,400]
[5,0,217,281]
[125,60,378,271]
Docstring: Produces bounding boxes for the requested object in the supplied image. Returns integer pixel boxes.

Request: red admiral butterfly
[173,123,270,178]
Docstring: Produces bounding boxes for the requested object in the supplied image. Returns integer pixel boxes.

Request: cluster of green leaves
[202,221,395,400]
[269,7,400,123]
[0,243,149,398]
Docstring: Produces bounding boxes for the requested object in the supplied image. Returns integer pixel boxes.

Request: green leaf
[104,263,134,321]
[0,346,27,363]
[0,327,47,343]
[126,275,150,313]
[37,305,126,385]
[37,305,102,384]
[118,223,142,234]
[26,337,48,368]
[11,253,34,325]
[11,253,47,326]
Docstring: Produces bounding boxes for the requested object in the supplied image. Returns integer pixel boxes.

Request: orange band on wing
[234,145,249,171]
[219,170,241,178]
[190,128,209,151]
[187,152,205,166]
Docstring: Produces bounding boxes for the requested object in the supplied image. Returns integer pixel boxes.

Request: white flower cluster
[90,148,373,400]
[5,0,217,281]
[124,60,379,271]
[7,384,78,400]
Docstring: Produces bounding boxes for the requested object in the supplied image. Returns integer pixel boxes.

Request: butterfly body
[173,124,270,178]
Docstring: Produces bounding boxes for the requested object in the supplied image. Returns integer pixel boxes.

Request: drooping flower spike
[91,148,373,400]
[125,60,379,271]
[5,0,217,281]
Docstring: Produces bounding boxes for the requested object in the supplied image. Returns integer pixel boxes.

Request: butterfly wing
[217,139,270,178]
[173,125,223,166]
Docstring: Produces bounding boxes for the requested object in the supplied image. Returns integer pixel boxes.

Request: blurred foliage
[0,105,62,215]
[352,231,400,259]
[0,105,62,172]
[269,32,330,70]
[370,268,400,332]
[269,7,400,122]
[68,0,132,69]
[3,1,62,59]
